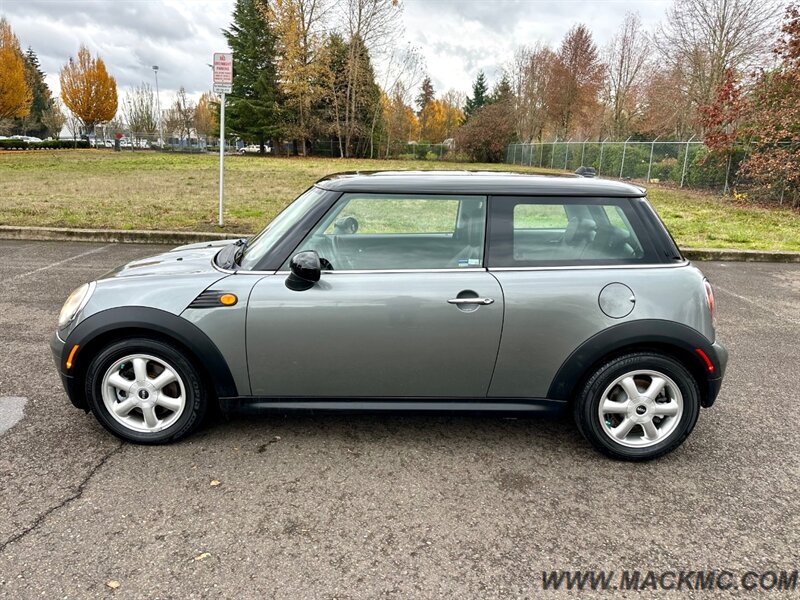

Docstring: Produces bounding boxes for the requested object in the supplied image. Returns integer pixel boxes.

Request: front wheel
[84,337,208,444]
[573,352,700,461]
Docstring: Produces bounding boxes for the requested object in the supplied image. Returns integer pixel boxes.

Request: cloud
[402,0,671,93]
[0,0,672,106]
[1,0,234,101]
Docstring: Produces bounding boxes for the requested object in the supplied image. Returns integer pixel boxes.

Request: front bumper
[703,340,728,408]
[50,331,85,410]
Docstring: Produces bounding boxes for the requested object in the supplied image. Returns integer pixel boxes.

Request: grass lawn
[1,149,799,250]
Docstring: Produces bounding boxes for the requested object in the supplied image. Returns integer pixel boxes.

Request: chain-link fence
[506,139,745,192]
[83,133,451,160]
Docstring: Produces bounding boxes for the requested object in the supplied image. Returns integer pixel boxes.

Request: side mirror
[286,250,321,291]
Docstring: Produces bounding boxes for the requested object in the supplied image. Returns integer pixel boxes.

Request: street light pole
[152,65,163,147]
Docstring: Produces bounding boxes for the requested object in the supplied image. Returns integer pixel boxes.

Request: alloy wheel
[597,369,684,448]
[101,353,187,434]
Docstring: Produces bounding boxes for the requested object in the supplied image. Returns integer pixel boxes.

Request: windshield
[238,186,328,270]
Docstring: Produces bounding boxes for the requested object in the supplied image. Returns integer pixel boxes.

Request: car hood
[99,238,241,280]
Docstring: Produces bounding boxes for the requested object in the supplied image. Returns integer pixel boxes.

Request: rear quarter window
[489,196,660,267]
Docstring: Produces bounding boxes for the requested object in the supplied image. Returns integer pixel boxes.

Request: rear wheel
[84,337,208,444]
[573,352,700,461]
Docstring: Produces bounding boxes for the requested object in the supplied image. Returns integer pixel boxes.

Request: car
[51,171,727,460]
[239,143,271,155]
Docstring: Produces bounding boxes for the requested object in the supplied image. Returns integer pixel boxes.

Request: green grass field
[1,150,799,250]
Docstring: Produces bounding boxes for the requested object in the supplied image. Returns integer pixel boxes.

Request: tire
[84,337,208,444]
[573,352,700,461]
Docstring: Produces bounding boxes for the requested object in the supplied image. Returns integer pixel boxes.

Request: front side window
[287,193,487,270]
[239,186,329,270]
[489,197,652,267]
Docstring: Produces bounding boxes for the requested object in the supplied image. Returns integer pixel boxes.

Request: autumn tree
[506,43,556,142]
[161,105,181,144]
[224,0,282,153]
[41,99,66,139]
[603,12,650,138]
[439,89,465,139]
[463,71,489,120]
[122,83,158,144]
[265,0,330,155]
[700,69,745,155]
[739,3,800,206]
[416,76,436,140]
[324,33,382,156]
[638,67,695,138]
[383,83,418,156]
[547,24,604,138]
[60,45,118,134]
[369,42,423,156]
[656,0,778,125]
[0,18,32,122]
[418,99,449,142]
[194,92,218,144]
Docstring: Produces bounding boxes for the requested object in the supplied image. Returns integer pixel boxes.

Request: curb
[1,225,799,263]
[680,248,800,263]
[0,225,243,245]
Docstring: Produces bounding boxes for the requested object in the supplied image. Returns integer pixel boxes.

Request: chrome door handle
[447,297,495,305]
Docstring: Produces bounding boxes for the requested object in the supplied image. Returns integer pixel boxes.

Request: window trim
[486,195,662,268]
[284,192,490,272]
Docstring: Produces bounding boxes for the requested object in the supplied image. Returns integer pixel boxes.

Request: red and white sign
[213,52,233,86]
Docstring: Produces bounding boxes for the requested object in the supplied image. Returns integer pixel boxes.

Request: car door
[246,193,504,398]
[486,195,662,399]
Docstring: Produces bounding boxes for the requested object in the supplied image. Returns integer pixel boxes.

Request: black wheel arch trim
[61,306,237,408]
[547,319,724,407]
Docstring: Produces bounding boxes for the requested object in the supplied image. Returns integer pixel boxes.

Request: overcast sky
[0,0,673,103]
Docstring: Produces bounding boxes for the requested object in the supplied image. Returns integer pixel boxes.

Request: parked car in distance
[11,135,42,143]
[239,143,271,155]
[52,171,727,460]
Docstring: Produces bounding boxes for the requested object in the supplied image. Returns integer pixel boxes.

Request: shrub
[0,139,91,150]
[454,101,515,163]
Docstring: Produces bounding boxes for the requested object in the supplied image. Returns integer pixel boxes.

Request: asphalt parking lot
[0,240,798,598]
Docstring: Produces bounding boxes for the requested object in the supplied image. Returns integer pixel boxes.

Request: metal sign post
[213,52,233,227]
[218,92,225,226]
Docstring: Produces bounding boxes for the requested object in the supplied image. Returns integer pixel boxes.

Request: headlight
[58,281,96,329]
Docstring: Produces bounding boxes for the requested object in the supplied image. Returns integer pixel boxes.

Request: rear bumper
[703,340,728,408]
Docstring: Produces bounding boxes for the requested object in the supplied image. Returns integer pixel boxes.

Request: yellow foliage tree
[60,45,118,133]
[382,87,419,156]
[419,99,449,142]
[265,0,328,155]
[0,18,32,121]
[194,92,218,142]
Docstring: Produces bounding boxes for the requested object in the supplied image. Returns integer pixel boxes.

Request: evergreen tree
[416,76,434,115]
[14,48,53,137]
[490,74,513,104]
[223,0,282,152]
[463,71,488,120]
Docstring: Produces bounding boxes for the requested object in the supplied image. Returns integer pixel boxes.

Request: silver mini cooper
[52,172,727,460]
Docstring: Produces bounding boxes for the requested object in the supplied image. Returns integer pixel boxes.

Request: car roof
[314,170,646,197]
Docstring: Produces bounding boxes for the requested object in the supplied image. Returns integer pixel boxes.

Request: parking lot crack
[0,443,123,554]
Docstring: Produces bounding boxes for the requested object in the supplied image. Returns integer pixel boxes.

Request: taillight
[703,279,716,326]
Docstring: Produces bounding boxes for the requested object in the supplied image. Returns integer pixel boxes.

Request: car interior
[296,197,644,271]
[512,204,645,263]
